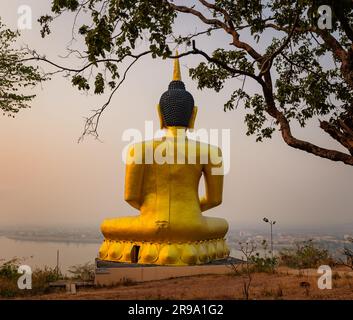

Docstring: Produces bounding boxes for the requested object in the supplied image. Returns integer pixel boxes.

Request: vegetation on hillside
[0,258,94,298]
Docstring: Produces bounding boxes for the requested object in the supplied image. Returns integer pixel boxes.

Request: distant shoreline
[2,235,102,245]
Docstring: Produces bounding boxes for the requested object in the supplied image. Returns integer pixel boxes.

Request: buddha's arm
[200,146,223,212]
[124,144,144,210]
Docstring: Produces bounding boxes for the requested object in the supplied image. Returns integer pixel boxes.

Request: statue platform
[94,257,241,286]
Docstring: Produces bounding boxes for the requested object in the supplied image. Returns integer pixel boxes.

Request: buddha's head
[158,52,197,129]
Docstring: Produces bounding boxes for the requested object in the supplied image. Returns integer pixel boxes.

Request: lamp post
[263,217,276,258]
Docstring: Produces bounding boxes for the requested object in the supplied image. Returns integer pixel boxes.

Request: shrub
[279,240,333,269]
[68,262,95,281]
[249,253,277,273]
[338,237,353,270]
[0,278,19,298]
[0,257,64,298]
[30,266,63,295]
[0,258,24,297]
[0,258,21,280]
[247,240,277,273]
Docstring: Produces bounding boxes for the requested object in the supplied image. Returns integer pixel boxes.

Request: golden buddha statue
[98,55,230,265]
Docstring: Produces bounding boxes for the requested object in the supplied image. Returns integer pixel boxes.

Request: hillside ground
[16,266,353,300]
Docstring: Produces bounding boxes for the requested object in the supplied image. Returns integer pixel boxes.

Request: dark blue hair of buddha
[159,80,194,127]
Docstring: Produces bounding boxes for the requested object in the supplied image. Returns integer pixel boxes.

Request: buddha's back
[125,136,224,238]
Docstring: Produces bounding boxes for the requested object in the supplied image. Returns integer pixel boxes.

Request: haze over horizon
[1,1,353,231]
[1,222,353,235]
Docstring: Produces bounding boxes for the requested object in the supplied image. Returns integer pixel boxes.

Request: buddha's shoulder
[188,140,222,156]
[128,140,151,148]
[127,140,156,154]
[128,140,222,155]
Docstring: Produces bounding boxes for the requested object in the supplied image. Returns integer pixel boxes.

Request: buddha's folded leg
[160,216,228,241]
[202,216,229,239]
[101,215,167,241]
[99,215,230,264]
[101,215,228,243]
[101,216,141,240]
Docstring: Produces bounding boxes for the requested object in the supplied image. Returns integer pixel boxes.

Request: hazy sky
[0,0,352,231]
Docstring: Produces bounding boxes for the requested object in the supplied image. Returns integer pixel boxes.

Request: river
[0,236,99,275]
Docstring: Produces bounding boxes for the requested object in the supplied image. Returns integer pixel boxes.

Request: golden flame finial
[173,50,181,81]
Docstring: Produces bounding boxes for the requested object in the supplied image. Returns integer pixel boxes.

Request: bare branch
[165,1,228,30]
[165,0,263,61]
[197,0,233,26]
[78,51,151,141]
[171,26,220,44]
[19,49,151,74]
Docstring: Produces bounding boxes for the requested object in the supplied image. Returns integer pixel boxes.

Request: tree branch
[166,1,228,30]
[197,0,233,27]
[165,0,263,61]
[332,3,353,43]
[320,120,353,155]
[20,49,152,74]
[262,85,353,165]
[258,13,299,76]
[191,41,264,85]
[79,50,151,141]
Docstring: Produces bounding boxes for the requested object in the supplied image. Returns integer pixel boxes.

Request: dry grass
[11,266,353,300]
